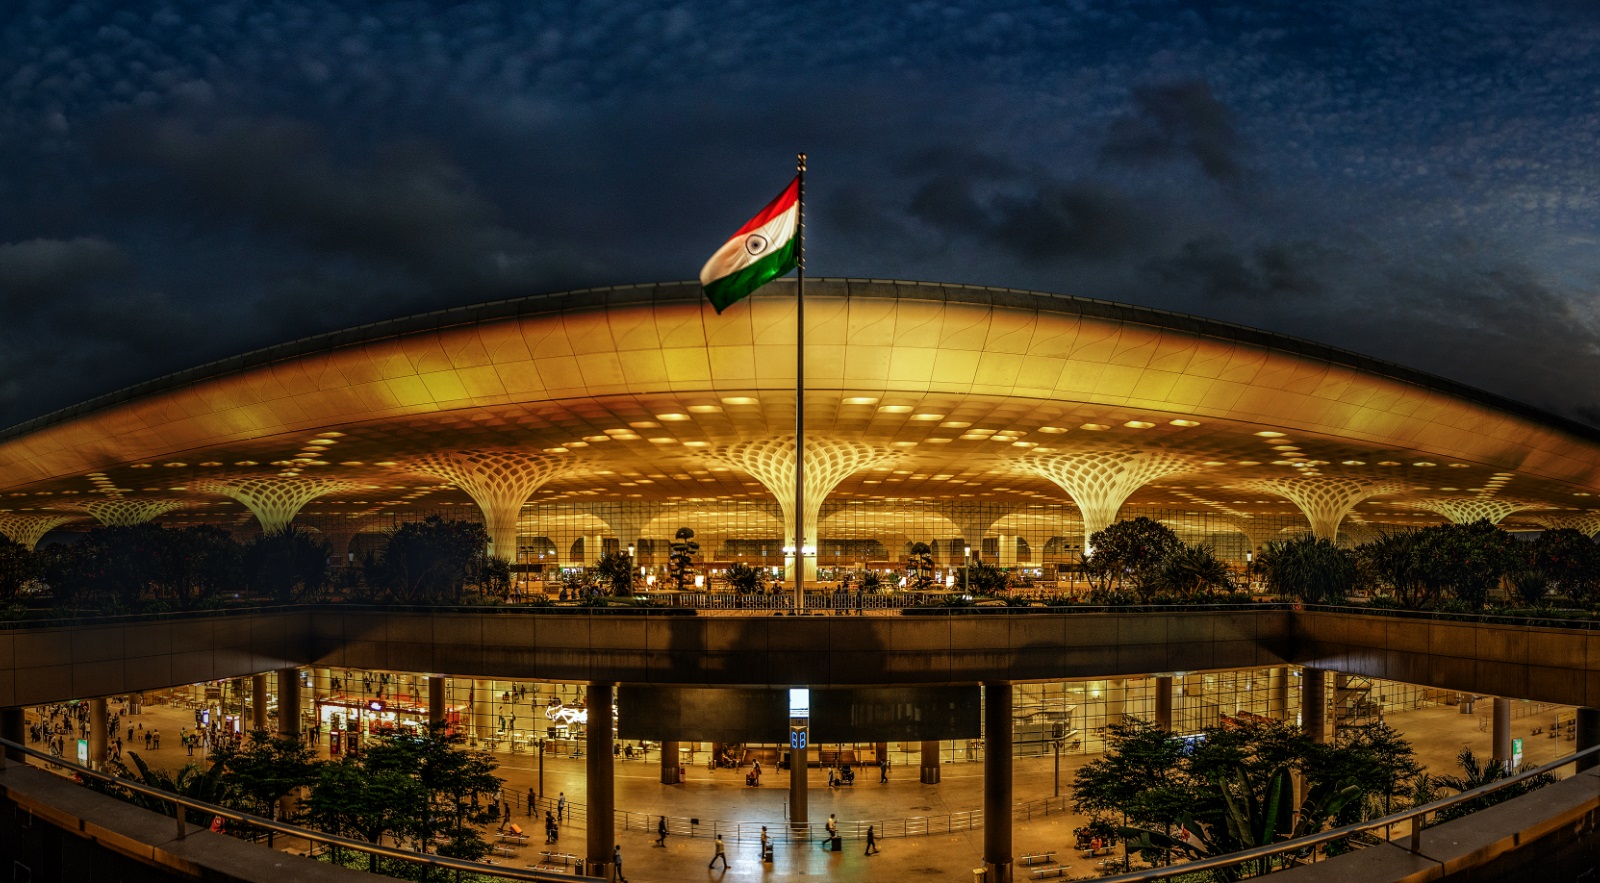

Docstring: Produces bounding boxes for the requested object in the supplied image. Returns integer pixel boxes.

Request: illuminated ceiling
[2,279,1597,541]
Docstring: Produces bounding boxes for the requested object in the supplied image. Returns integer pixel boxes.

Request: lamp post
[964,545,972,593]
[538,737,547,801]
[1051,722,1065,797]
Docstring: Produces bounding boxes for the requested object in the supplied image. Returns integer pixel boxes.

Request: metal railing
[520,791,1070,842]
[0,739,602,882]
[1091,745,1600,881]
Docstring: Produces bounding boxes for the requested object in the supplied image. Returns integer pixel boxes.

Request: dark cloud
[1101,79,1245,187]
[1144,236,1328,300]
[0,237,131,314]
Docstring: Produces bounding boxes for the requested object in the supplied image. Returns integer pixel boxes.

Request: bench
[1020,851,1058,866]
[1032,867,1066,879]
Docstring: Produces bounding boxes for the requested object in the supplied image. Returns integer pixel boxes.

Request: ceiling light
[1080,423,1109,431]
[1255,431,1286,438]
[878,405,913,413]
[1124,421,1155,429]
[721,396,760,405]
[1170,419,1200,427]
[911,413,944,421]
[842,396,879,405]
[687,404,723,413]
[656,413,690,421]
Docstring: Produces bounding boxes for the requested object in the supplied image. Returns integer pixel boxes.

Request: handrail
[0,738,601,882]
[1092,744,1600,881]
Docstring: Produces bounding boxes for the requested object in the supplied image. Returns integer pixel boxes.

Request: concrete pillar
[1105,679,1126,728]
[1155,676,1173,731]
[474,679,495,746]
[1302,667,1327,744]
[1577,708,1600,772]
[1270,667,1289,721]
[252,674,269,732]
[983,683,1014,883]
[586,682,615,881]
[1493,698,1513,771]
[997,534,1019,567]
[1,707,24,761]
[427,676,446,725]
[278,668,302,740]
[920,740,941,784]
[89,698,108,770]
[660,740,681,784]
[790,737,810,831]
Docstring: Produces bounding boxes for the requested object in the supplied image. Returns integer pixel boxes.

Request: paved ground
[30,697,1581,882]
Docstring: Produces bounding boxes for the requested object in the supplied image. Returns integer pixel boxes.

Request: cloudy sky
[2,1,1598,430]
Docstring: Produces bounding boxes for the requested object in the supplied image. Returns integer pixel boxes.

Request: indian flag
[700,177,799,313]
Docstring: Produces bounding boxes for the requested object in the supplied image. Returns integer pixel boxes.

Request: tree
[1072,718,1190,837]
[724,561,768,594]
[967,557,1011,595]
[1149,543,1236,599]
[593,550,636,596]
[0,538,35,604]
[1082,518,1182,597]
[906,542,935,589]
[304,754,426,872]
[1358,531,1429,606]
[363,516,493,603]
[1430,748,1555,823]
[1529,527,1600,603]
[667,527,699,591]
[1257,536,1356,603]
[152,525,242,609]
[1319,722,1423,820]
[1415,521,1517,609]
[214,730,320,846]
[113,752,230,826]
[241,527,326,604]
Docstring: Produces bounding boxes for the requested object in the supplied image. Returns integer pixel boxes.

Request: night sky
[2,2,1597,431]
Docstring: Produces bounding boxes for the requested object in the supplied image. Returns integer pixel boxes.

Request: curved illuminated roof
[2,279,1598,536]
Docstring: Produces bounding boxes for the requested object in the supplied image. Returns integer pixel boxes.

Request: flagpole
[794,152,807,615]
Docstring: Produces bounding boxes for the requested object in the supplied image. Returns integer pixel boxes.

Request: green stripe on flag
[703,239,798,313]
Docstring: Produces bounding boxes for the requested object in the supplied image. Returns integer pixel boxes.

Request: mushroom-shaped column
[590,503,654,557]
[1020,450,1192,553]
[1238,478,1406,541]
[193,477,365,535]
[1413,498,1544,525]
[1528,512,1600,538]
[0,513,82,550]
[708,436,894,586]
[409,452,574,562]
[1220,516,1298,558]
[60,498,187,526]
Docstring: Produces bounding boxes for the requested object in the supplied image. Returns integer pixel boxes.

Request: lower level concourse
[16,665,1585,882]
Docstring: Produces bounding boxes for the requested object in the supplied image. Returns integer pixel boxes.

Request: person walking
[822,813,837,848]
[613,844,627,882]
[879,758,889,782]
[557,791,566,822]
[865,825,880,855]
[708,834,728,869]
[655,816,668,847]
[760,826,772,862]
[527,787,535,817]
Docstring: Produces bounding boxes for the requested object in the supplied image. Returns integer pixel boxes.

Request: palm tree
[1430,748,1554,823]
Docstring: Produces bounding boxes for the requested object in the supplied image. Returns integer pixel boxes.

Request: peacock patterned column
[193,477,366,535]
[709,436,896,585]
[1528,512,1600,538]
[1413,498,1544,525]
[408,451,575,562]
[1020,450,1193,553]
[1238,478,1406,541]
[57,498,187,526]
[0,513,83,550]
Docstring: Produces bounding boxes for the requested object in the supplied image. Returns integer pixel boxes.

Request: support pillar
[983,682,1014,883]
[790,737,809,831]
[1,707,23,761]
[1577,708,1600,772]
[89,698,108,770]
[278,668,302,740]
[586,682,615,881]
[427,677,446,725]
[660,740,681,784]
[1270,667,1289,721]
[1303,667,1327,744]
[920,740,941,784]
[1154,676,1173,731]
[1493,698,1513,772]
[252,674,269,732]
[1105,679,1126,728]
[474,679,494,746]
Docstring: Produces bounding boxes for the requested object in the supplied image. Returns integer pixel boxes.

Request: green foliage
[1148,543,1236,599]
[113,752,231,826]
[1357,522,1519,609]
[0,537,36,603]
[243,526,327,604]
[1528,528,1600,603]
[362,516,496,604]
[1082,517,1182,597]
[1256,536,1356,603]
[724,561,769,594]
[966,557,1012,595]
[593,550,637,596]
[667,527,699,591]
[859,571,885,593]
[212,730,320,845]
[1430,748,1555,823]
[906,542,936,590]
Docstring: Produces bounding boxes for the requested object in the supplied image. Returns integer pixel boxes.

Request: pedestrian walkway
[35,697,1581,882]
